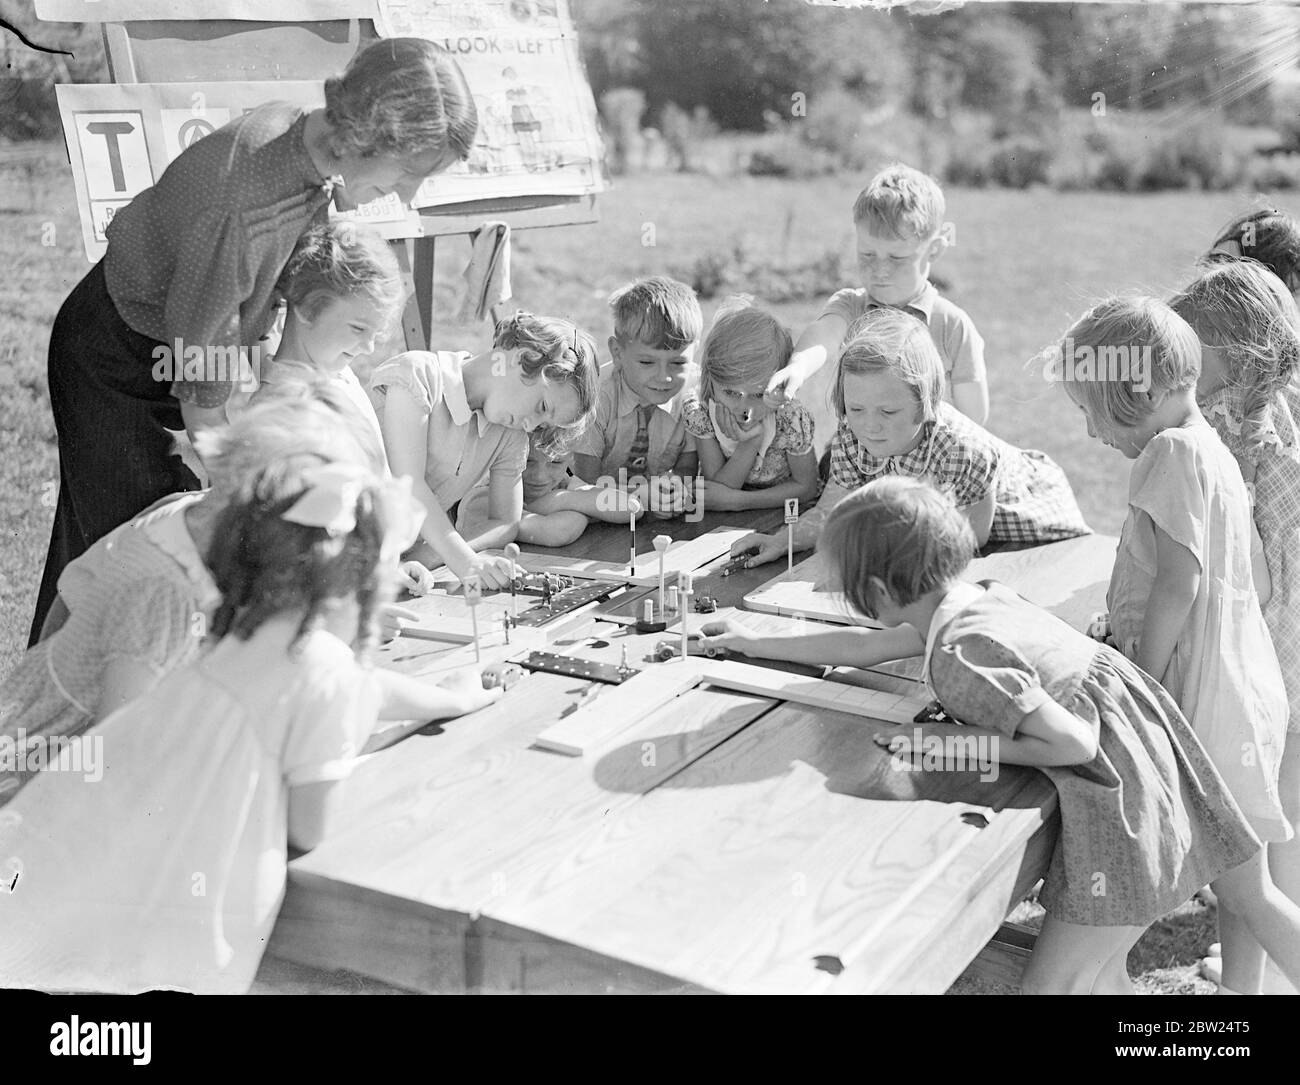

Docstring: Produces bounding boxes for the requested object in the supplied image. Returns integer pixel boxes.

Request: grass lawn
[2,154,1251,992]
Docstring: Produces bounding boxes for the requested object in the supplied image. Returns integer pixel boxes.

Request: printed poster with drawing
[376,0,607,207]
[55,81,421,263]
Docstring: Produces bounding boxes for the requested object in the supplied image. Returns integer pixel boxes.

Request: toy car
[653,634,727,662]
[693,594,717,613]
[482,663,526,691]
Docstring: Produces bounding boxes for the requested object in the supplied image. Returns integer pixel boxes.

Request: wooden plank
[964,922,1039,990]
[532,660,713,756]
[475,702,1055,994]
[280,631,776,985]
[267,871,469,995]
[699,660,930,724]
[744,534,1117,631]
[514,527,761,585]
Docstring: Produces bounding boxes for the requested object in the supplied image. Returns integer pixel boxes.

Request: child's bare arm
[694,433,728,480]
[374,666,502,722]
[961,492,995,548]
[462,470,523,552]
[1135,521,1200,683]
[699,449,820,512]
[768,314,849,400]
[879,699,1098,769]
[951,380,989,426]
[1248,516,1272,606]
[95,658,159,722]
[706,433,763,490]
[288,780,340,851]
[700,619,923,668]
[729,477,850,565]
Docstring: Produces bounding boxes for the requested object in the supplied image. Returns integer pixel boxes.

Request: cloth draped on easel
[460,221,513,324]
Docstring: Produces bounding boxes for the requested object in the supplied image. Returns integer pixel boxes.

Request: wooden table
[266,515,1116,993]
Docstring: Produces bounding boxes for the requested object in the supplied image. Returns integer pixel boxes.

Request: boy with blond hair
[573,276,703,516]
[769,163,989,424]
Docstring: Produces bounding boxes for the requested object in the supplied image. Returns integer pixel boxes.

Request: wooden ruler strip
[532,661,710,756]
[697,659,928,724]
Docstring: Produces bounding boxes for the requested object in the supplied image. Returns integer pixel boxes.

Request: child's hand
[464,554,520,591]
[765,362,804,406]
[698,619,758,653]
[873,729,927,772]
[379,603,421,642]
[731,532,784,567]
[436,667,504,715]
[648,474,690,519]
[397,560,437,596]
[1085,612,1112,643]
[693,478,739,512]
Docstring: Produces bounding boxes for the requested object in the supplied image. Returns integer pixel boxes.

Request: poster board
[45,1,606,270]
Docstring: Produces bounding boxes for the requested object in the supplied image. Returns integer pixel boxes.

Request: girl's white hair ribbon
[281,461,370,535]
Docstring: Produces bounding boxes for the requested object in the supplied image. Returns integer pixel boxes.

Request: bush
[745,134,839,179]
[681,241,846,303]
[989,138,1053,189]
[1245,153,1300,192]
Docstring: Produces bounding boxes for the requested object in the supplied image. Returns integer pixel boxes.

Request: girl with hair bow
[1,458,499,994]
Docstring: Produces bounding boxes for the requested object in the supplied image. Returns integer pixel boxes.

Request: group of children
[2,155,1298,995]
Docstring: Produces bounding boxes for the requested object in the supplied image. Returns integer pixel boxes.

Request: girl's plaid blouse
[827,402,1090,545]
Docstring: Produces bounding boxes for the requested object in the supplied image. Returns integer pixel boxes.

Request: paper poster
[56,81,423,263]
[36,0,374,21]
[375,0,606,207]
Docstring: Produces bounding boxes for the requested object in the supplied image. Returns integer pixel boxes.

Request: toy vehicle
[482,662,526,690]
[653,634,727,662]
[693,594,717,613]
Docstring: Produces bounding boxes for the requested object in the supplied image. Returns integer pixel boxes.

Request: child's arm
[382,389,510,584]
[1134,521,1200,683]
[961,492,995,548]
[767,314,849,400]
[460,464,523,553]
[96,658,159,722]
[672,445,699,478]
[730,478,852,566]
[696,449,821,512]
[878,699,1098,768]
[700,618,923,669]
[699,432,763,490]
[528,482,637,523]
[374,666,502,722]
[951,380,989,427]
[1249,515,1272,606]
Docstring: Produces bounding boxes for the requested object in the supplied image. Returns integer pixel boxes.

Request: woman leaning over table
[29,37,478,644]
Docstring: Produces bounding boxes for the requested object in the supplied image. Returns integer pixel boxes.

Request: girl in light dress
[1171,259,1300,993]
[702,477,1262,994]
[251,220,404,464]
[1056,295,1300,995]
[0,384,384,806]
[681,298,820,513]
[0,456,500,993]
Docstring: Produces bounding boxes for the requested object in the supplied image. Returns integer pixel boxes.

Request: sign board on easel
[40,0,606,349]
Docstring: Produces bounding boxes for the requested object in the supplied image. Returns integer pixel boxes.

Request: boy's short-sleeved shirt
[818,282,986,388]
[369,350,528,512]
[571,363,689,483]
